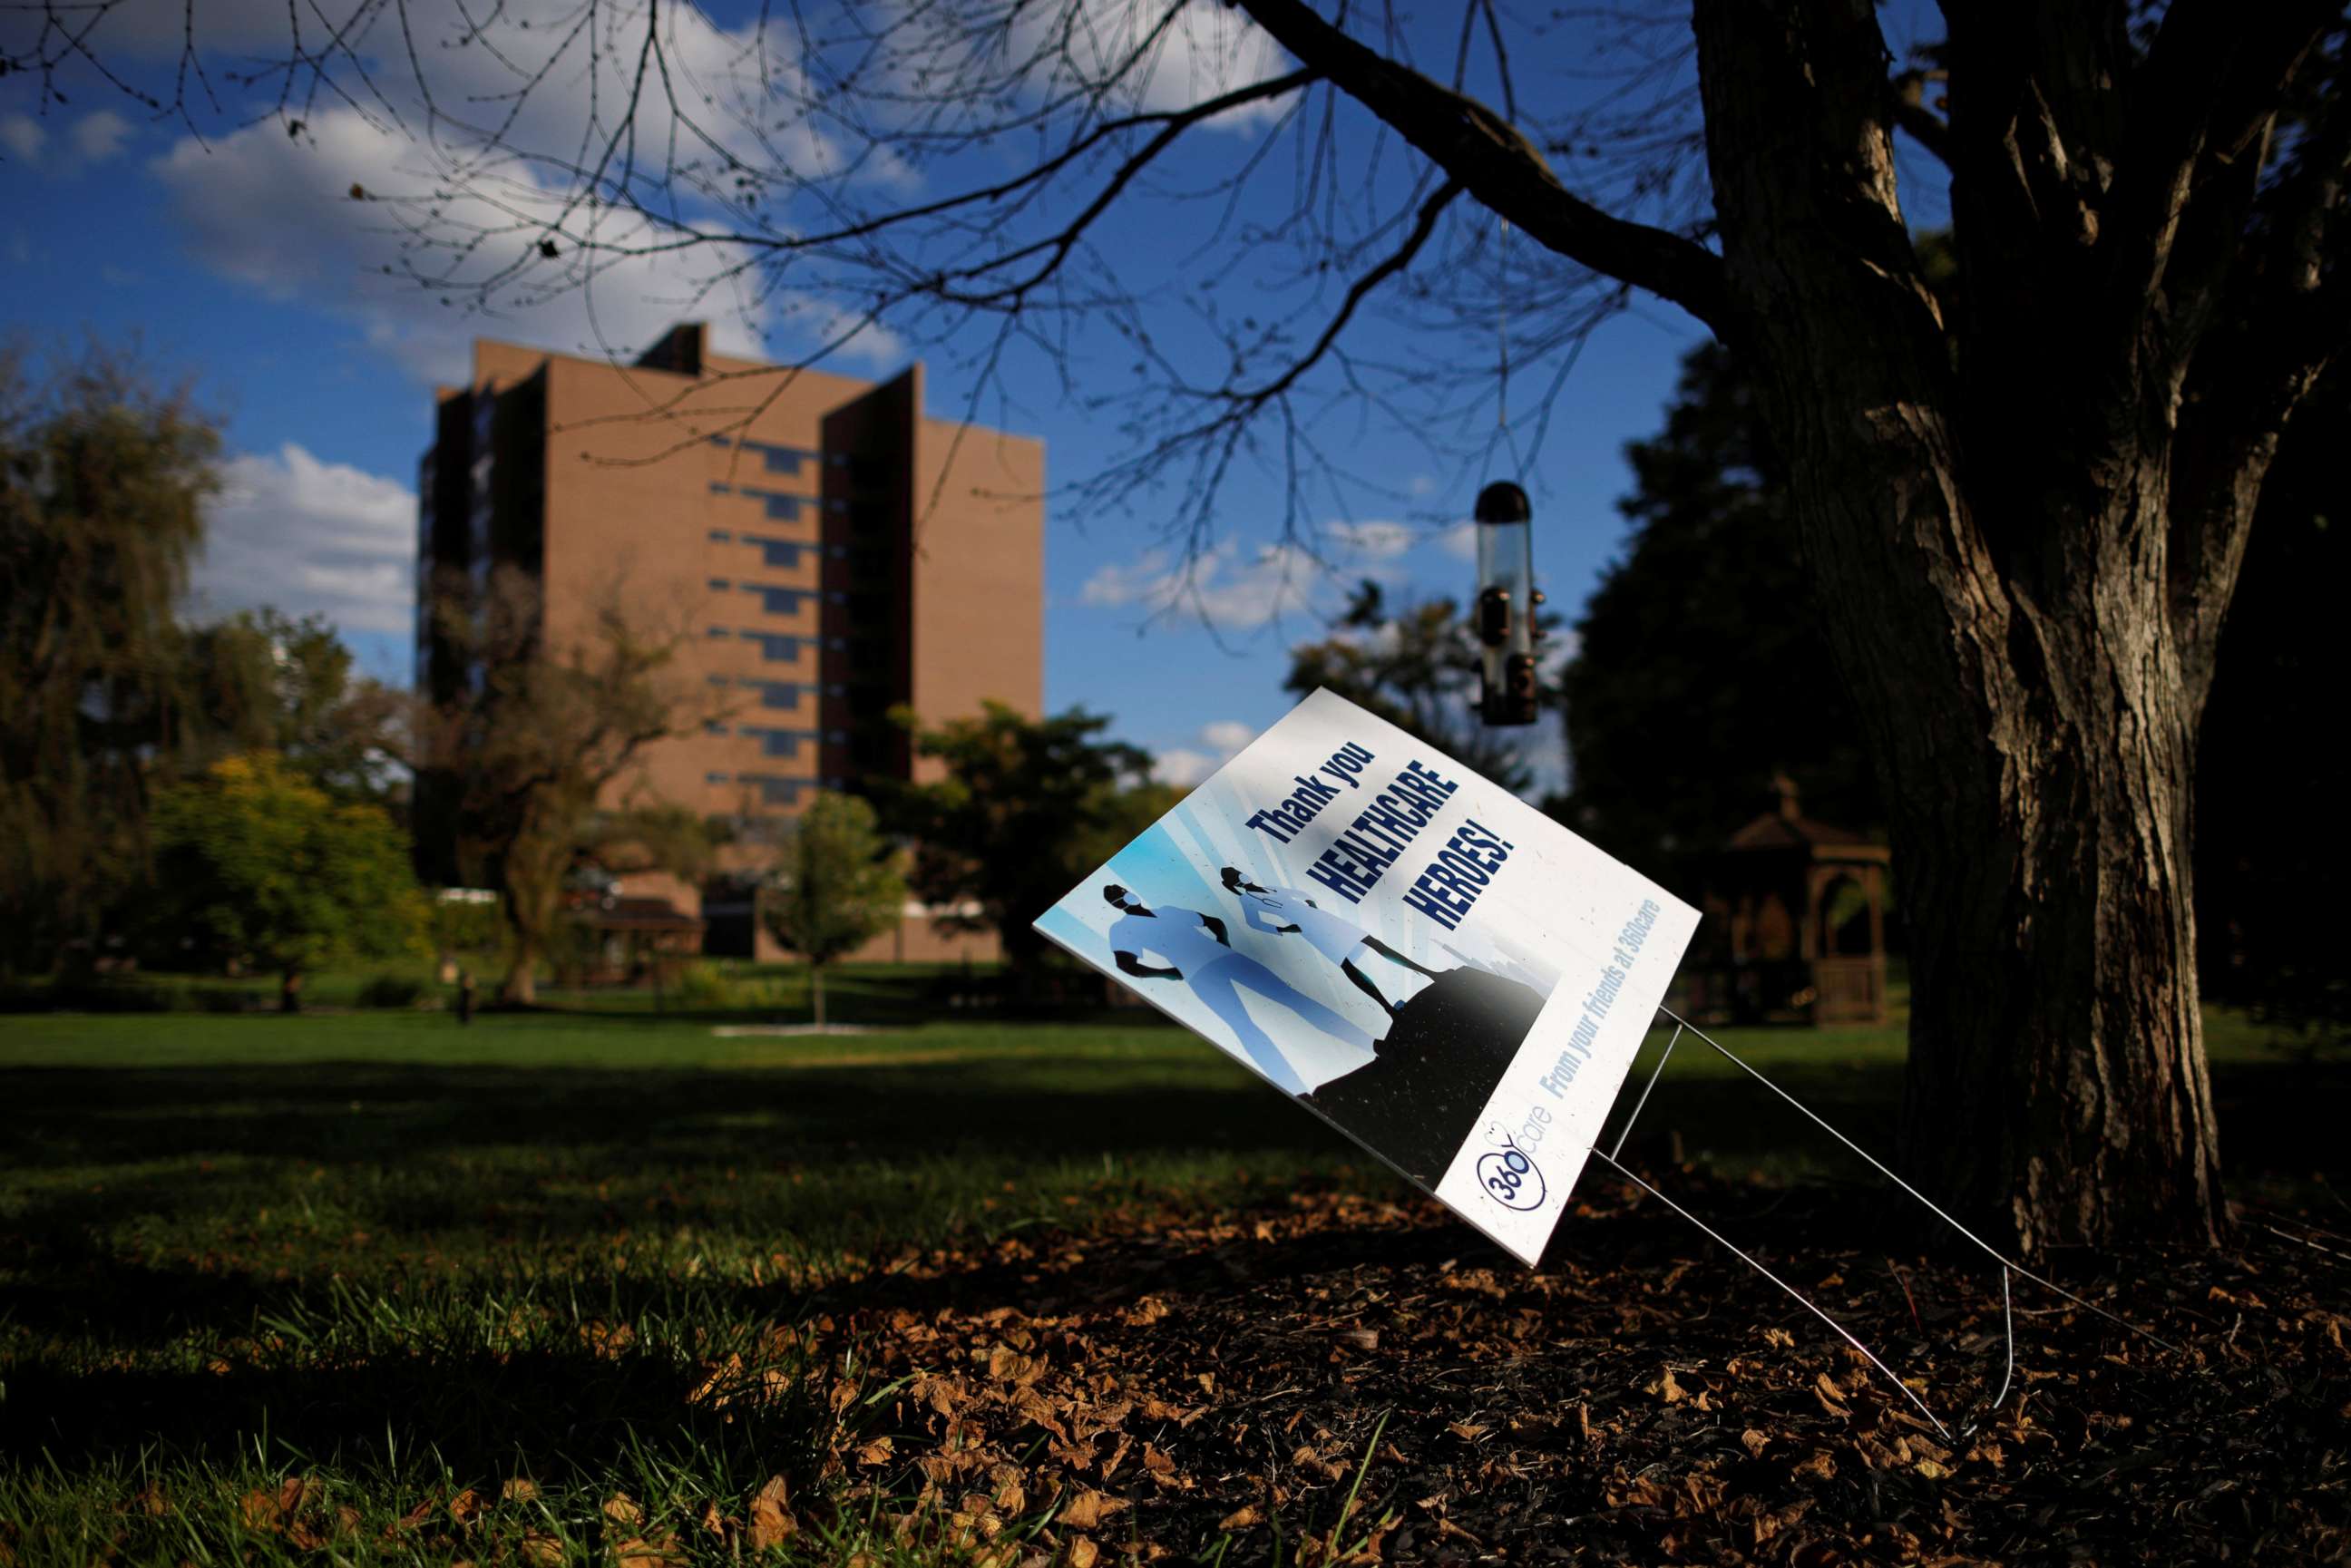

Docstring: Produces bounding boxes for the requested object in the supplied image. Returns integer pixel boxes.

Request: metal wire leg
[1655,1007,2176,1355]
[1608,1020,1684,1163]
[1591,1148,1953,1441]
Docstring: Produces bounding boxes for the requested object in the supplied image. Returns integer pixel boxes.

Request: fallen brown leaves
[724,1176,2351,1564]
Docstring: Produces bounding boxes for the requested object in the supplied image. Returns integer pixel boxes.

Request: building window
[756,540,802,570]
[742,774,805,806]
[709,529,734,542]
[707,771,731,784]
[742,631,802,661]
[748,586,808,615]
[741,680,801,709]
[708,482,733,496]
[706,721,730,736]
[761,492,801,522]
[707,626,732,638]
[708,578,733,591]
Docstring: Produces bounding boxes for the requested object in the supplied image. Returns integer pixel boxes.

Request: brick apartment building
[413,323,1041,963]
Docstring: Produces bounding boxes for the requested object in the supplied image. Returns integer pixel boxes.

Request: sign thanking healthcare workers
[1036,687,1700,1266]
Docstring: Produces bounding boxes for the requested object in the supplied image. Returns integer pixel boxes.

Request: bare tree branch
[1231,0,1727,329]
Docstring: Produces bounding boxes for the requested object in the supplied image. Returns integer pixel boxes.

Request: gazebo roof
[571,895,707,933]
[1723,776,1889,862]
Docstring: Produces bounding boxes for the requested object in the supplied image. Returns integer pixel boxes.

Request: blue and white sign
[1036,687,1699,1265]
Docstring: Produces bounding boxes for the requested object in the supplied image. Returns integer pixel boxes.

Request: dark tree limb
[1231,0,1728,331]
[1890,69,1952,168]
[2166,44,2350,706]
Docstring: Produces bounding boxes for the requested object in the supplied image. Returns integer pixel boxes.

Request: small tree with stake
[761,792,906,1030]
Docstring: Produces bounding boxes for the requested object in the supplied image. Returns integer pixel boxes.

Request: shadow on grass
[5,1037,2343,1485]
[0,1344,843,1484]
[8,1044,2341,1223]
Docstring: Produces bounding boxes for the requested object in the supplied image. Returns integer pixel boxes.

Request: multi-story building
[413,322,1041,962]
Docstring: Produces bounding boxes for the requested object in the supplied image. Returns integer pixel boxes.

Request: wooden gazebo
[561,893,706,988]
[1695,777,1890,1026]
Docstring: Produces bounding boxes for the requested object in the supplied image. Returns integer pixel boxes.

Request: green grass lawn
[1,998,2336,1563]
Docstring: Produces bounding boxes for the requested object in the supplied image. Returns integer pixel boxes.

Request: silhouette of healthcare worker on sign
[1220,866,1445,1017]
[1101,884,1371,1095]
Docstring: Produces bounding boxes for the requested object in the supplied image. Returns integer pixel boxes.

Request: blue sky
[0,1,1946,793]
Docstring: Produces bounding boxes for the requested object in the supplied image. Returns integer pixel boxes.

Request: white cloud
[0,109,136,170]
[190,443,418,637]
[154,106,783,384]
[1324,519,1415,560]
[1436,521,1480,561]
[1200,718,1255,753]
[1080,516,1434,632]
[1080,540,1326,629]
[1150,747,1219,787]
[1009,0,1295,129]
[1151,718,1257,786]
[145,0,898,383]
[71,111,131,162]
[0,115,44,162]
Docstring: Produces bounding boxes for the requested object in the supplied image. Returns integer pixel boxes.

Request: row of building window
[703,675,851,709]
[701,586,849,624]
[705,435,810,475]
[712,629,854,662]
[707,534,853,570]
[709,482,844,522]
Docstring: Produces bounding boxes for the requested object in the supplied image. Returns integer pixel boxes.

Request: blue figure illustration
[1101,884,1372,1094]
[1221,866,1447,1018]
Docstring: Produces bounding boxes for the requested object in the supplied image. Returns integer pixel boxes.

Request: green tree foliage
[0,339,219,972]
[761,791,908,1028]
[881,702,1154,984]
[149,752,426,1010]
[184,607,405,805]
[1559,343,1878,887]
[1284,580,1560,797]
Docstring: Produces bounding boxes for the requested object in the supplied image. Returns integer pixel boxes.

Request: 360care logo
[1475,1105,1556,1212]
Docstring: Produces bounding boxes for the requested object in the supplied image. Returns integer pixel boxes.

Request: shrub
[670,960,741,1010]
[356,974,428,1009]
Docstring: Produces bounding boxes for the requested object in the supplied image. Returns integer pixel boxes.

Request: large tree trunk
[1691,0,2241,1251]
[1823,470,2223,1251]
[502,935,539,1006]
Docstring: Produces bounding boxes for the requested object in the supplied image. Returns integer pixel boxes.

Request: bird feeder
[1473,481,1543,726]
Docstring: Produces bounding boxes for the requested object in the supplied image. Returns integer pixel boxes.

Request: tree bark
[502,935,539,1006]
[1890,589,2221,1250]
[1690,0,2235,1250]
[812,964,826,1030]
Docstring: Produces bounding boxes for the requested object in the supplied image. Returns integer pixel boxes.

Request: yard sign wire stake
[1607,1018,1683,1162]
[1588,1147,1955,1441]
[1958,1264,2019,1438]
[1655,1005,2179,1356]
